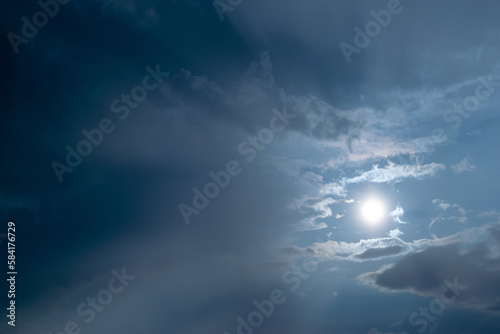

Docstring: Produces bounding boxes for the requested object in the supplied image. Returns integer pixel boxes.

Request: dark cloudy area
[1,0,500,333]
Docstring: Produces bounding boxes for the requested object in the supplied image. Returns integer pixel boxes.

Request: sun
[360,198,386,225]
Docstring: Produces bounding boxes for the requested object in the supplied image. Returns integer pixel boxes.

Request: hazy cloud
[452,156,476,174]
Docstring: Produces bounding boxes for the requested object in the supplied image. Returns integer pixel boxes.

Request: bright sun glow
[361,198,386,225]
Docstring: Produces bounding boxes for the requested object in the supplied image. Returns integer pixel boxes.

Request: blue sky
[1,0,500,333]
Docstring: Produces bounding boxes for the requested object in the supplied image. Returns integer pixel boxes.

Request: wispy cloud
[296,197,337,231]
[320,162,445,199]
[477,210,500,218]
[429,199,467,227]
[346,161,446,185]
[451,156,476,174]
[389,204,408,225]
[306,237,410,262]
[320,182,347,197]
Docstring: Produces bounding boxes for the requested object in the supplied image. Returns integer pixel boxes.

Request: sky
[1,0,500,333]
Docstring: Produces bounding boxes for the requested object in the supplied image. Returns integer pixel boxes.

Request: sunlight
[361,198,386,225]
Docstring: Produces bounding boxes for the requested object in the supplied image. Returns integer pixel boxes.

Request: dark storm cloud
[2,0,500,334]
[0,5,362,331]
[228,0,500,107]
[354,245,404,260]
[151,52,362,143]
[361,225,500,312]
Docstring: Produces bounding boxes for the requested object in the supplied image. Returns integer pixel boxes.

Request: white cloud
[389,204,408,224]
[433,198,452,211]
[319,162,445,200]
[320,182,347,197]
[346,161,445,185]
[388,228,404,238]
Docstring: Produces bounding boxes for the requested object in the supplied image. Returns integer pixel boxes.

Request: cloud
[154,52,362,145]
[319,162,445,200]
[452,156,477,174]
[346,161,446,185]
[5,0,500,333]
[433,199,467,216]
[295,197,337,231]
[433,198,453,211]
[337,133,443,163]
[354,223,500,313]
[389,204,408,225]
[305,237,410,262]
[320,182,347,197]
[299,223,500,263]
[358,235,500,312]
[388,228,403,238]
[355,246,405,260]
[477,210,500,218]
[297,221,328,231]
[299,162,444,233]
[430,199,467,227]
